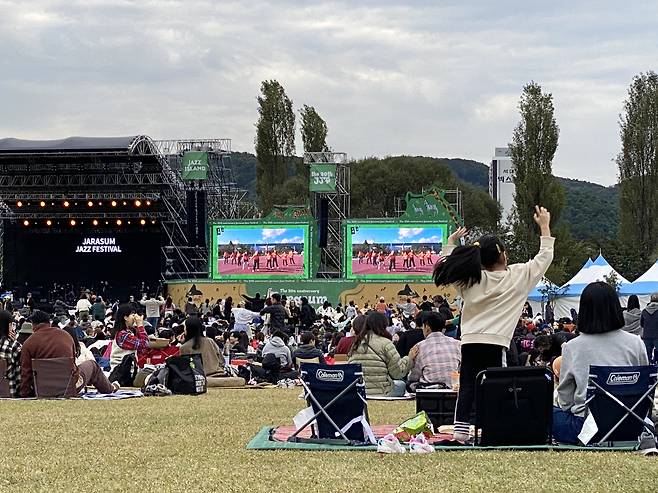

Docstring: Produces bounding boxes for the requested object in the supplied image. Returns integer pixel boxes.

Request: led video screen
[345,222,447,280]
[210,223,310,279]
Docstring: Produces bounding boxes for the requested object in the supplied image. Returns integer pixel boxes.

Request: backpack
[261,353,281,372]
[108,353,138,387]
[165,354,207,395]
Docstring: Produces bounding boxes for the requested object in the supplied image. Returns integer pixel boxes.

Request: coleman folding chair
[584,365,658,446]
[288,363,375,445]
[32,357,77,398]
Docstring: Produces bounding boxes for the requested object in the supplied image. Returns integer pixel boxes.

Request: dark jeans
[552,406,585,444]
[77,360,114,394]
[147,317,160,331]
[455,343,505,424]
[643,338,658,364]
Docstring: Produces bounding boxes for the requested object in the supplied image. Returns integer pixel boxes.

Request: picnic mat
[247,426,638,452]
[81,390,144,400]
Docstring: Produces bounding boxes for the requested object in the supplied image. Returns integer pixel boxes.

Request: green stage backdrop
[309,164,337,192]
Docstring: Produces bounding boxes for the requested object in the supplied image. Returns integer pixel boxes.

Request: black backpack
[108,354,138,387]
[261,353,281,372]
[165,354,207,395]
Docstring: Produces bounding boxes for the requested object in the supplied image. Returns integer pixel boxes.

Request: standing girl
[433,206,554,442]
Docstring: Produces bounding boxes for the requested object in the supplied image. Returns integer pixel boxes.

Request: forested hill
[228,152,618,240]
[438,158,620,240]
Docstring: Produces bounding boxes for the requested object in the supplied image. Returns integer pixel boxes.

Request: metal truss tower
[305,151,350,278]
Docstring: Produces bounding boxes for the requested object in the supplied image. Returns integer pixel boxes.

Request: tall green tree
[508,82,565,263]
[617,71,658,267]
[300,105,329,152]
[254,80,295,213]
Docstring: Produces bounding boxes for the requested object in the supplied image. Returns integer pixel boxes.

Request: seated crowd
[1,278,656,446]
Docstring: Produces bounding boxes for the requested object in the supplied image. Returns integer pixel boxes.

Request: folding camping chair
[32,357,77,398]
[475,366,554,446]
[295,357,319,370]
[0,360,11,398]
[288,363,375,445]
[584,365,658,446]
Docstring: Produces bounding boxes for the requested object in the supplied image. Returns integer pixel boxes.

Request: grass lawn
[2,388,657,492]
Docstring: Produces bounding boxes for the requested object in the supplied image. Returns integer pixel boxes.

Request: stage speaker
[195,190,207,247]
[186,190,198,246]
[318,197,329,248]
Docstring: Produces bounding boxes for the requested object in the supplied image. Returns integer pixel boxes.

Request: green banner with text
[181,151,209,180]
[309,164,337,192]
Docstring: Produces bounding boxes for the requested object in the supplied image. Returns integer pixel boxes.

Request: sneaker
[143,383,172,397]
[111,381,121,393]
[409,434,435,454]
[377,434,406,454]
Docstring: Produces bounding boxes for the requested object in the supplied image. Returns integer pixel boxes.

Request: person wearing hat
[16,321,33,345]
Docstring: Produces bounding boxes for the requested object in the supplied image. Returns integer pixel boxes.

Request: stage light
[23,220,29,226]
[16,201,23,208]
[70,219,76,226]
[40,201,46,207]
[127,221,131,225]
[151,220,156,225]
[87,201,94,207]
[111,201,117,207]
[146,200,151,206]
[140,219,146,226]
[46,220,52,226]
[98,202,102,206]
[63,201,70,208]
[116,219,122,226]
[134,200,142,207]
[92,219,99,226]
[122,201,127,206]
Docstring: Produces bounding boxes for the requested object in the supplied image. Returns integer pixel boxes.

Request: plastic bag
[393,411,434,442]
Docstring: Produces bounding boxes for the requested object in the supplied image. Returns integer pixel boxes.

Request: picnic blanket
[247,426,638,452]
[81,390,144,400]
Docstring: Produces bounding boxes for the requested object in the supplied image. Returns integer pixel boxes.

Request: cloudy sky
[1,0,655,186]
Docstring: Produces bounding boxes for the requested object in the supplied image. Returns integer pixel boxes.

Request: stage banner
[309,164,337,192]
[182,151,209,180]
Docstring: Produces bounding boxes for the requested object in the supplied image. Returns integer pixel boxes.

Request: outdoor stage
[217,253,304,276]
[350,257,436,276]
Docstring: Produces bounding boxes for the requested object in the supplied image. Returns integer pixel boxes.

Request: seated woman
[179,316,224,376]
[334,315,366,355]
[109,304,150,371]
[554,282,648,444]
[63,326,96,365]
[348,311,417,397]
[0,309,21,397]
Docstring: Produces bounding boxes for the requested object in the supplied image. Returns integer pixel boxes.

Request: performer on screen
[288,250,295,265]
[282,250,288,267]
[402,251,409,270]
[223,251,230,264]
[272,249,279,268]
[358,251,364,264]
[377,252,386,270]
[266,251,272,269]
[252,251,261,272]
[242,252,250,270]
[387,251,396,272]
[230,251,237,265]
[419,250,426,267]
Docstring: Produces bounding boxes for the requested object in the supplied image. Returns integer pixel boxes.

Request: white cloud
[398,228,424,239]
[415,235,441,244]
[261,229,287,240]
[275,236,303,244]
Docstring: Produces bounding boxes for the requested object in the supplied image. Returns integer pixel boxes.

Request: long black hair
[63,326,82,357]
[184,316,204,351]
[0,310,12,340]
[433,235,506,289]
[627,295,640,311]
[349,311,389,356]
[578,282,624,334]
[110,304,135,338]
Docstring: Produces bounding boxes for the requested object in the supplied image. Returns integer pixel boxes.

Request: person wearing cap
[0,309,22,397]
[20,310,116,397]
[16,321,33,345]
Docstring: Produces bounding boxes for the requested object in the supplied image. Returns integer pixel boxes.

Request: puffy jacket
[348,334,412,396]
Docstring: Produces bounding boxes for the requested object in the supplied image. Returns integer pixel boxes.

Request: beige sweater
[443,236,555,348]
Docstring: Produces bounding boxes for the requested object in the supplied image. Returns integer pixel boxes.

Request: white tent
[619,259,658,307]
[527,277,559,319]
[554,255,630,319]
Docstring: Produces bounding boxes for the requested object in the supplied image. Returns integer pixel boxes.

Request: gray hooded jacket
[623,308,642,336]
